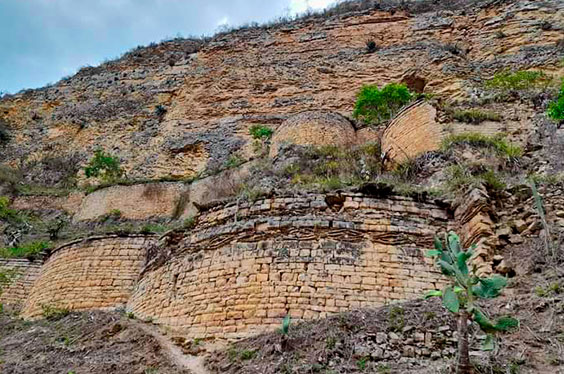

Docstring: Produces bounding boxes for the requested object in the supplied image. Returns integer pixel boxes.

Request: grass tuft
[441,133,523,160]
[452,109,501,124]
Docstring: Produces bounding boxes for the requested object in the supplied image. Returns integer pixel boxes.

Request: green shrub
[547,80,564,122]
[425,232,518,372]
[446,164,506,194]
[0,267,17,302]
[485,70,552,91]
[0,196,29,227]
[183,216,196,229]
[279,315,291,336]
[139,223,168,234]
[239,349,257,360]
[357,356,369,371]
[84,149,124,183]
[41,304,70,321]
[452,109,501,124]
[392,158,420,181]
[388,305,405,332]
[441,133,523,160]
[249,125,274,140]
[365,39,378,53]
[353,83,413,124]
[0,241,52,259]
[225,154,245,169]
[0,124,9,144]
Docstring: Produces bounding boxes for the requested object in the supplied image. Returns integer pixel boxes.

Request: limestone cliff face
[1,0,563,182]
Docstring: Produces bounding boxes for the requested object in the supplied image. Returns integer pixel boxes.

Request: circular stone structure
[270,111,356,157]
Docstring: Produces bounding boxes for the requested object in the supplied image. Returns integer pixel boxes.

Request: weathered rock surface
[1,0,562,181]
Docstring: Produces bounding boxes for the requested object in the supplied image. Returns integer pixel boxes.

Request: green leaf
[453,286,464,293]
[473,275,507,299]
[281,315,291,335]
[447,232,461,255]
[437,259,456,276]
[456,252,470,275]
[425,250,442,258]
[494,316,519,331]
[434,236,444,251]
[473,308,496,333]
[481,334,495,351]
[442,287,460,313]
[424,290,442,299]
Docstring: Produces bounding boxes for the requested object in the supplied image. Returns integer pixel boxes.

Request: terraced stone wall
[128,193,452,339]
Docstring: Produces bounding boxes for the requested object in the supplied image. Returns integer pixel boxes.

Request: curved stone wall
[21,235,156,318]
[73,182,189,222]
[0,258,43,311]
[128,193,451,339]
[382,101,442,165]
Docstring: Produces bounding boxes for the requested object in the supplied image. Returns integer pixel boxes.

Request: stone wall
[382,101,442,165]
[0,258,43,311]
[74,182,189,222]
[128,193,451,339]
[21,235,156,318]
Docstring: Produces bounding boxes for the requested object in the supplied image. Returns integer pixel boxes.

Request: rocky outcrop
[1,0,562,181]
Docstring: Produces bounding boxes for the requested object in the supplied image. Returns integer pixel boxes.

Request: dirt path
[134,321,210,374]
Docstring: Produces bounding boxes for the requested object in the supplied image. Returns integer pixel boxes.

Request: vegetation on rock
[484,70,552,92]
[441,132,523,161]
[353,83,413,125]
[84,149,124,183]
[547,79,564,122]
[451,109,501,124]
[0,240,52,259]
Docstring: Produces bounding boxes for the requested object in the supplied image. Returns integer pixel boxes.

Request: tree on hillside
[424,232,518,374]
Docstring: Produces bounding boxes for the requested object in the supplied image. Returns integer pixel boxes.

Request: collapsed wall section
[21,235,156,318]
[128,193,451,339]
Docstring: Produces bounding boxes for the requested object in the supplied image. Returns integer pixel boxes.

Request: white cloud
[216,16,230,26]
[289,0,335,14]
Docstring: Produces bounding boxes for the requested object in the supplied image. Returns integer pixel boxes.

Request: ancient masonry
[0,190,498,339]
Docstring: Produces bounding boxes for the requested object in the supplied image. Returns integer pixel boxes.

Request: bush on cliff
[353,83,413,125]
[84,149,124,183]
[547,79,564,122]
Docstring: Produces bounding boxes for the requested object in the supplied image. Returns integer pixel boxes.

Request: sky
[0,0,335,94]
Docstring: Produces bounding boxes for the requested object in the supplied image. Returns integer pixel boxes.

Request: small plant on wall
[547,79,564,123]
[84,149,124,183]
[249,125,274,157]
[424,231,518,374]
